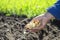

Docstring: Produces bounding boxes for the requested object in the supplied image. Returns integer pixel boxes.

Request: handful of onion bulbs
[25,20,40,29]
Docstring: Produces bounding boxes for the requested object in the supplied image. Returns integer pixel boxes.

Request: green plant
[0,0,57,18]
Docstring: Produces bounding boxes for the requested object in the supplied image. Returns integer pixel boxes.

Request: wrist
[44,12,55,20]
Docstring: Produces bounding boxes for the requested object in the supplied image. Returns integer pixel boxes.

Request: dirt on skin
[0,14,60,40]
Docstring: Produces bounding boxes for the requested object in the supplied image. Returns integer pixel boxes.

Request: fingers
[27,17,47,32]
[29,24,45,32]
[27,20,45,32]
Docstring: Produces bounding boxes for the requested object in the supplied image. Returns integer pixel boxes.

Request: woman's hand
[26,12,54,32]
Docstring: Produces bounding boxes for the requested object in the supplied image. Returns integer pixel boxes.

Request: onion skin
[25,20,40,29]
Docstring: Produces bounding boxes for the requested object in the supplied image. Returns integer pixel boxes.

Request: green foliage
[0,0,57,18]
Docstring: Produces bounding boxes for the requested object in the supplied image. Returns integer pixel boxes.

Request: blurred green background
[0,0,57,18]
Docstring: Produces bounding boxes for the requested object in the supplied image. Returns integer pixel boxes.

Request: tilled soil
[0,15,60,40]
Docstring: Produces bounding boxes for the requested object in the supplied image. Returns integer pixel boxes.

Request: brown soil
[0,14,60,40]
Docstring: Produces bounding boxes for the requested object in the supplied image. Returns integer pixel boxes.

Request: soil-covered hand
[26,12,55,32]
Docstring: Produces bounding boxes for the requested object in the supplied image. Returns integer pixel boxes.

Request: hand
[26,12,54,32]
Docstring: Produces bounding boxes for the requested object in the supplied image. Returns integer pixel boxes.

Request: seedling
[0,0,57,18]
